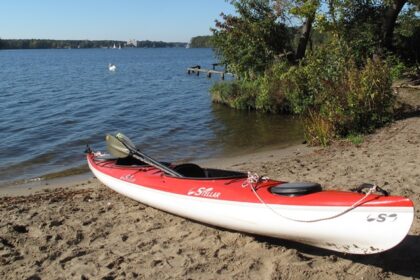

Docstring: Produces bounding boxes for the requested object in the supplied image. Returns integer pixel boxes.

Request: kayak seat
[270,182,322,197]
[115,156,171,167]
[116,156,147,166]
[174,163,206,178]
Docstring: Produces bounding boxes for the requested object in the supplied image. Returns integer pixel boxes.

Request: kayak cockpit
[94,154,246,179]
[174,163,247,179]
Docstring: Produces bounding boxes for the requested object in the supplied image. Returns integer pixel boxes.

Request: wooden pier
[187,65,232,80]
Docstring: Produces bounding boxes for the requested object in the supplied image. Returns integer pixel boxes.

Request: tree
[393,1,420,64]
[315,0,418,58]
[212,0,419,79]
[212,0,294,79]
[189,36,213,48]
[382,0,408,50]
[291,0,319,60]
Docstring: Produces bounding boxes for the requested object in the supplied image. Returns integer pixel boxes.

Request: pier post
[187,65,231,80]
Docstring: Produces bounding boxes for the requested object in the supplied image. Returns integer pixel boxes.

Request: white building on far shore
[126,39,138,47]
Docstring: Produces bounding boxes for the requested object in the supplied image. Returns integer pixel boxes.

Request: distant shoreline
[0,39,188,50]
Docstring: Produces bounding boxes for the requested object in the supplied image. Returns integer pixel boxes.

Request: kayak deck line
[243,171,393,223]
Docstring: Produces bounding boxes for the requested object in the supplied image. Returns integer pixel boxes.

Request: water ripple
[0,48,302,185]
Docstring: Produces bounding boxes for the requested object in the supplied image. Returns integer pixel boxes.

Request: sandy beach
[1,90,419,279]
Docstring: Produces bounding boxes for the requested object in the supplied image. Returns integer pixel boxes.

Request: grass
[346,134,364,145]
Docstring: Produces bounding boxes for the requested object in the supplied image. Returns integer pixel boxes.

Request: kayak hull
[87,154,414,254]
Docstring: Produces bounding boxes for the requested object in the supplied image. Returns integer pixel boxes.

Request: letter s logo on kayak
[120,174,135,183]
[366,213,397,222]
[187,187,221,199]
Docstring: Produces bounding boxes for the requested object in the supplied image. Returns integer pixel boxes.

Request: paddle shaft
[131,150,183,178]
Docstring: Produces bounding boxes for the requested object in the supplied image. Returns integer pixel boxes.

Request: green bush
[346,57,395,132]
[303,110,335,146]
[210,40,395,146]
[282,41,395,144]
[210,60,291,113]
[386,55,408,80]
[210,80,258,110]
[346,134,364,145]
[255,61,291,112]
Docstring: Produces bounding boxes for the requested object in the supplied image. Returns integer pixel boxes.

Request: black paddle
[106,132,183,178]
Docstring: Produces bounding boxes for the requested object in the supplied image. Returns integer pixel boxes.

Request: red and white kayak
[87,152,414,254]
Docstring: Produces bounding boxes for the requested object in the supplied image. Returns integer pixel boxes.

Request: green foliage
[282,42,350,115]
[211,39,396,144]
[136,41,186,48]
[387,55,408,79]
[210,81,259,110]
[255,61,291,112]
[339,1,383,52]
[394,4,420,65]
[346,134,364,145]
[289,0,319,18]
[303,110,335,146]
[210,60,291,113]
[208,0,418,146]
[211,0,293,79]
[189,36,213,48]
[282,40,395,144]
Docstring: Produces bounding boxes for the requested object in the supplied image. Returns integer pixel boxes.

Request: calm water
[0,48,302,185]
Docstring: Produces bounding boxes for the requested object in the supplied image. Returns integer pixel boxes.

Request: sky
[0,0,236,42]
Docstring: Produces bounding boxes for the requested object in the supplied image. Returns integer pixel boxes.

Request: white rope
[243,172,377,223]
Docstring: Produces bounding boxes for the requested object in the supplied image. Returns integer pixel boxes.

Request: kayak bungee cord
[243,172,381,223]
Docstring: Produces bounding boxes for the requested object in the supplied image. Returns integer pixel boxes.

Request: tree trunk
[382,0,407,50]
[295,12,315,61]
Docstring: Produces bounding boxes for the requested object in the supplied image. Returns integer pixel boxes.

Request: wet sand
[1,92,420,279]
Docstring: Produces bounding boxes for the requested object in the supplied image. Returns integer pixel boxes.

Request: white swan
[108,63,116,71]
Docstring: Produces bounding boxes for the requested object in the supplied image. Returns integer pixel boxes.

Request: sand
[1,91,419,279]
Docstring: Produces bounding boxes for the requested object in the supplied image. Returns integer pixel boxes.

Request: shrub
[386,55,408,80]
[345,57,394,133]
[346,134,364,145]
[210,40,395,146]
[303,110,335,146]
[282,41,395,144]
[210,80,258,110]
[255,61,291,112]
[210,60,291,113]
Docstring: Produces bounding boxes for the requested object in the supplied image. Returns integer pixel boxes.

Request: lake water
[0,48,303,185]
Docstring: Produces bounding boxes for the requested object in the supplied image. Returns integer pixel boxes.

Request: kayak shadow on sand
[253,234,420,278]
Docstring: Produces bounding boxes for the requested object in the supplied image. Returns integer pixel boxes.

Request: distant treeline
[0,39,187,49]
[189,36,213,48]
[136,40,186,48]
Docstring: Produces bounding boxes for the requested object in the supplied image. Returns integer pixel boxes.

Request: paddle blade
[106,134,131,158]
[115,132,137,151]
